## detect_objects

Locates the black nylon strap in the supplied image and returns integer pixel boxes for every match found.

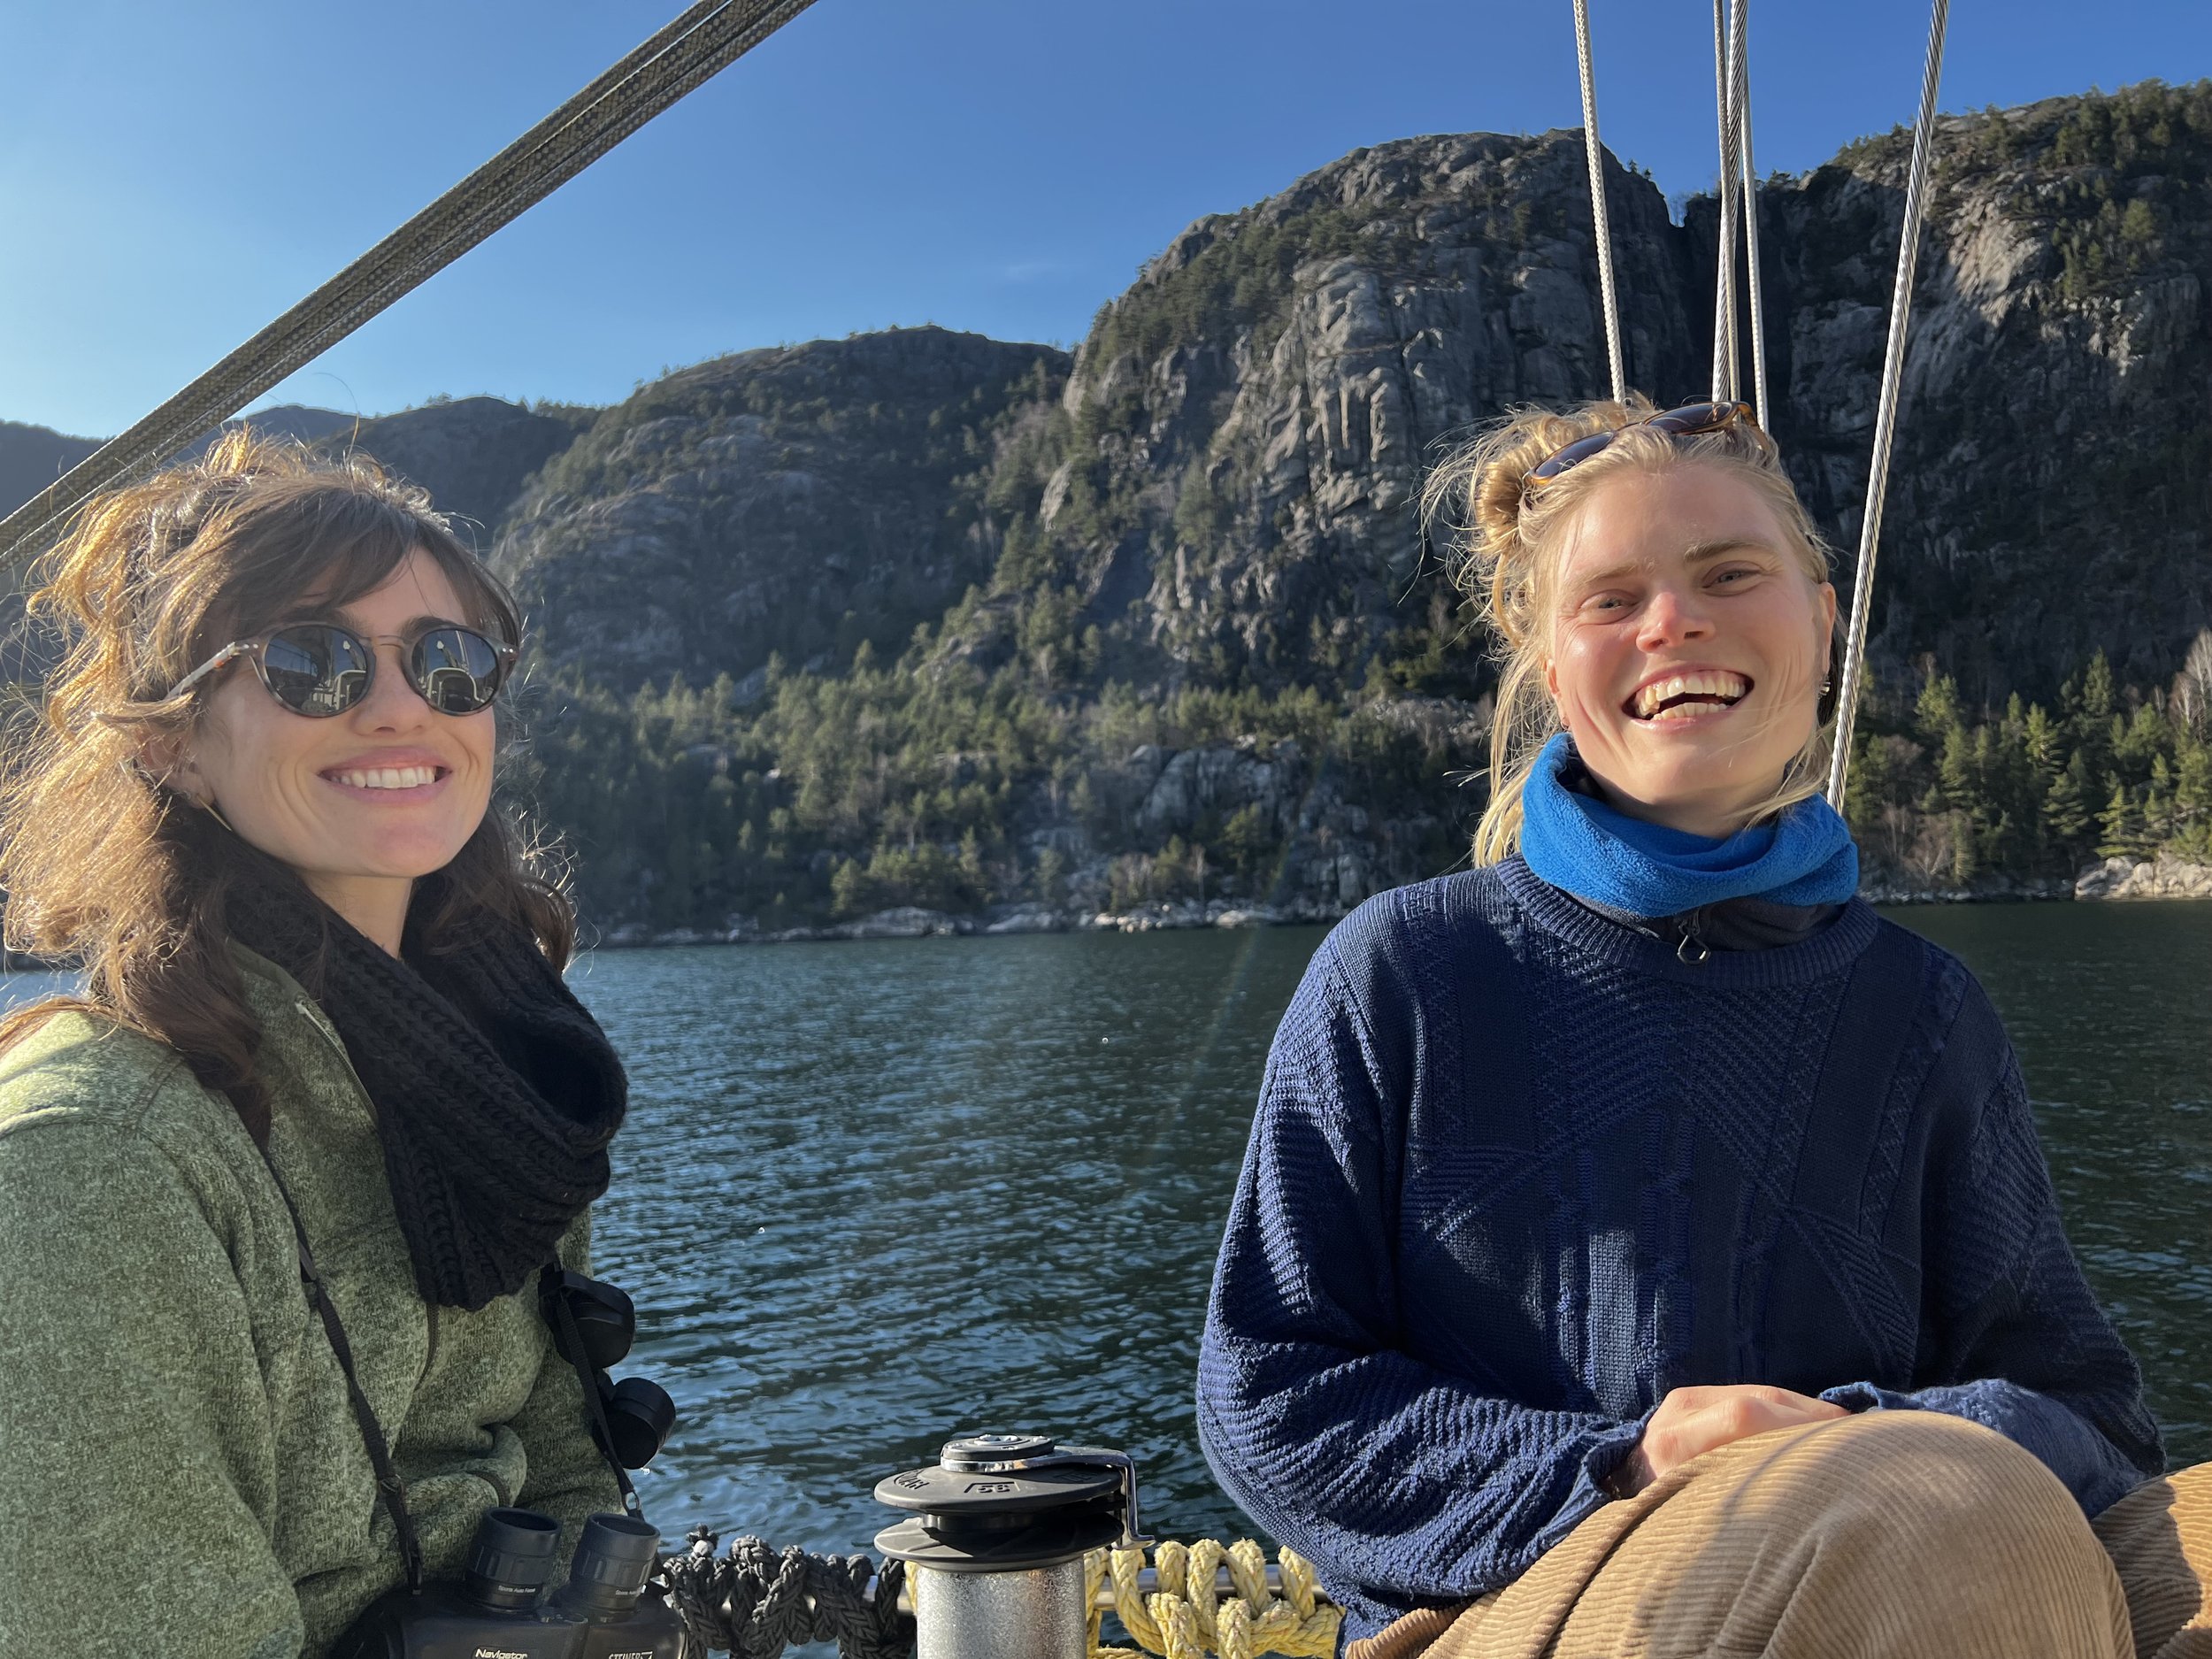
[271,1174,426,1592]
[548,1266,643,1521]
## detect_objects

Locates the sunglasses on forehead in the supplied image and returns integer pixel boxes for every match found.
[1522,401,1758,500]
[165,621,517,718]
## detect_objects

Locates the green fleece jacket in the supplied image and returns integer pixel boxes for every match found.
[0,947,623,1658]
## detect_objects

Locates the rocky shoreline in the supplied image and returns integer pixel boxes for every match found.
[591,859,2212,949]
[595,895,1351,949]
[2073,855,2212,901]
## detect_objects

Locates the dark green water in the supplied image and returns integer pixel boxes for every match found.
[1893,902,2212,1464]
[563,901,2212,1564]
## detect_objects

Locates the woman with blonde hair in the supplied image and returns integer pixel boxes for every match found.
[0,434,634,1655]
[1198,397,2212,1656]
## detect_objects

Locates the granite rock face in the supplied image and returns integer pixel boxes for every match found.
[340,397,593,550]
[968,93,2212,710]
[1750,94,2212,703]
[964,131,1700,698]
[492,327,1067,690]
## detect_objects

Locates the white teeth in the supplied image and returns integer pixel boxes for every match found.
[1631,671,1751,719]
[330,765,436,790]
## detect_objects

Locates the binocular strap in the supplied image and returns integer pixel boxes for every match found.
[263,1160,427,1594]
[544,1271,645,1523]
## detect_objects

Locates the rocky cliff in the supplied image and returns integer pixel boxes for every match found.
[494,328,1068,691]
[956,86,2212,713]
[1751,88,2212,702]
[948,130,1699,702]
[341,397,594,549]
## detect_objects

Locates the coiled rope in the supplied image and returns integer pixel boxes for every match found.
[0,0,819,579]
[662,1529,910,1659]
[1824,0,1953,809]
[1571,0,1625,403]
[1086,1540,1340,1659]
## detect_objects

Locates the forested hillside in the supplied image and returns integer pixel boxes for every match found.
[7,81,2212,933]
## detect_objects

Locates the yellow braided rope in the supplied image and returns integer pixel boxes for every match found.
[1084,1540,1340,1659]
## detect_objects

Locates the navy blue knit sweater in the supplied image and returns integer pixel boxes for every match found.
[1196,860,2163,1644]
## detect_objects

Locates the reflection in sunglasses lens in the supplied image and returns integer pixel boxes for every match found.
[413,627,504,713]
[265,626,371,716]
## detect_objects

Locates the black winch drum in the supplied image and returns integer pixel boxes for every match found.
[874,1433,1142,1659]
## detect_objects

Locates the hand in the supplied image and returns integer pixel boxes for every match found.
[1609,1385,1853,1497]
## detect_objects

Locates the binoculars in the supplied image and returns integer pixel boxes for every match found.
[334,1506,689,1658]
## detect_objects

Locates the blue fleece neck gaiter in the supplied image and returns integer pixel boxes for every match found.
[1517,732,1860,916]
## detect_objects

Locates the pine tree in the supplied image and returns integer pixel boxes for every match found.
[831,856,869,918]
[2024,703,2065,784]
[1916,670,1965,749]
[1949,808,1978,885]
[2072,654,2117,785]
[2096,781,2146,860]
[2141,753,2176,845]
[1843,734,1901,842]
[2177,739,2212,849]
[2116,701,2170,777]
[2082,650,2116,721]
[1978,723,2035,870]
[2046,752,2095,849]
[1939,725,1979,818]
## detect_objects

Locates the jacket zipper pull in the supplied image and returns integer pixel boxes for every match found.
[1676,911,1710,965]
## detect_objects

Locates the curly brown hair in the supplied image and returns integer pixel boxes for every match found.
[0,430,572,1140]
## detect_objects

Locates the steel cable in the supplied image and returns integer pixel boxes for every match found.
[1571,0,1626,404]
[0,0,819,578]
[1732,0,1770,426]
[1825,0,1952,809]
[1709,0,1742,402]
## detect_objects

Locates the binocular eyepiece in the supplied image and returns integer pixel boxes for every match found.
[465,1507,564,1610]
[334,1506,687,1658]
[556,1512,664,1616]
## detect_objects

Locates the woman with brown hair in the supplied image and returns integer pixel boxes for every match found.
[0,433,629,1655]
[1197,396,2212,1658]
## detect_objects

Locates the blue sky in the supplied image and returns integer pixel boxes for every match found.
[4,0,2209,437]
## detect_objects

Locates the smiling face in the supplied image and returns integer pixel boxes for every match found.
[172,548,498,949]
[1543,461,1837,838]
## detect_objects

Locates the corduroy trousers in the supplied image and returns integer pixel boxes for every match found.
[1348,1412,2212,1659]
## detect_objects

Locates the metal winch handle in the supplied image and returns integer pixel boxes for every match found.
[935,1436,1153,1550]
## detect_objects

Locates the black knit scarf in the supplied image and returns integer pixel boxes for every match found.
[226,865,627,1311]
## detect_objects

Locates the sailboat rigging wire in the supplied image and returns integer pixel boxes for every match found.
[1709,0,1743,403]
[0,0,819,579]
[1732,1,1770,427]
[1572,0,1626,404]
[1825,0,1952,809]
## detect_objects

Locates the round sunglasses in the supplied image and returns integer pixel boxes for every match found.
[166,622,517,718]
[1523,401,1758,499]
